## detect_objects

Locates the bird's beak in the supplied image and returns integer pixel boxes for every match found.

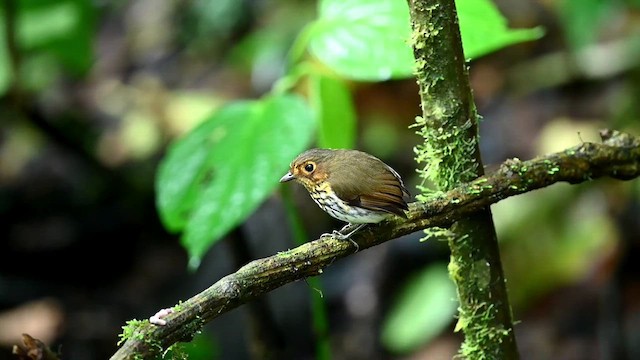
[280,171,295,183]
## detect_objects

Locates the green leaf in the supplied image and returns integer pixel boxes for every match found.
[305,0,543,81]
[457,0,544,59]
[306,0,414,81]
[310,73,356,149]
[381,263,457,353]
[156,94,315,267]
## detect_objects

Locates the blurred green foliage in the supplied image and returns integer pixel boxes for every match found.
[381,263,458,353]
[0,0,94,94]
[309,73,356,149]
[557,0,618,51]
[496,182,616,310]
[163,331,220,360]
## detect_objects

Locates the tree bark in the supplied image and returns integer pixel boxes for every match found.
[408,0,517,357]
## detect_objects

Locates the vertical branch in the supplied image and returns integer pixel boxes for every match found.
[408,1,519,358]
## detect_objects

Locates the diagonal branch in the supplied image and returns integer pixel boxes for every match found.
[111,129,640,360]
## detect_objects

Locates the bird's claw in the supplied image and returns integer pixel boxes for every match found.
[333,229,348,239]
[320,232,333,239]
[320,227,360,252]
[320,230,347,240]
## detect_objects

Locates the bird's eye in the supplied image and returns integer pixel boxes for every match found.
[304,163,315,173]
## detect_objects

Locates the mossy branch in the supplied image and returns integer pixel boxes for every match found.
[111,129,640,359]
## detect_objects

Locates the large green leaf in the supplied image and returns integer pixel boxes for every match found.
[156,94,315,267]
[310,73,356,149]
[306,0,543,81]
[457,0,544,59]
[381,263,457,353]
[306,0,414,81]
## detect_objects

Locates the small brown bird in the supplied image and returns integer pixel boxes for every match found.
[280,149,409,245]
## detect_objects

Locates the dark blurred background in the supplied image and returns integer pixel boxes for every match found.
[1,0,640,359]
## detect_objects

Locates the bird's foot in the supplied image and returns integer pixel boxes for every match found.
[320,224,366,252]
[320,230,349,241]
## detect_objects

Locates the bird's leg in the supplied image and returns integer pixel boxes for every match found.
[338,223,367,239]
[320,223,366,252]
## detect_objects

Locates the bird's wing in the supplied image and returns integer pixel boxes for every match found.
[331,163,409,218]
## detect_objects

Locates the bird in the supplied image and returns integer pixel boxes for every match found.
[280,148,409,248]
